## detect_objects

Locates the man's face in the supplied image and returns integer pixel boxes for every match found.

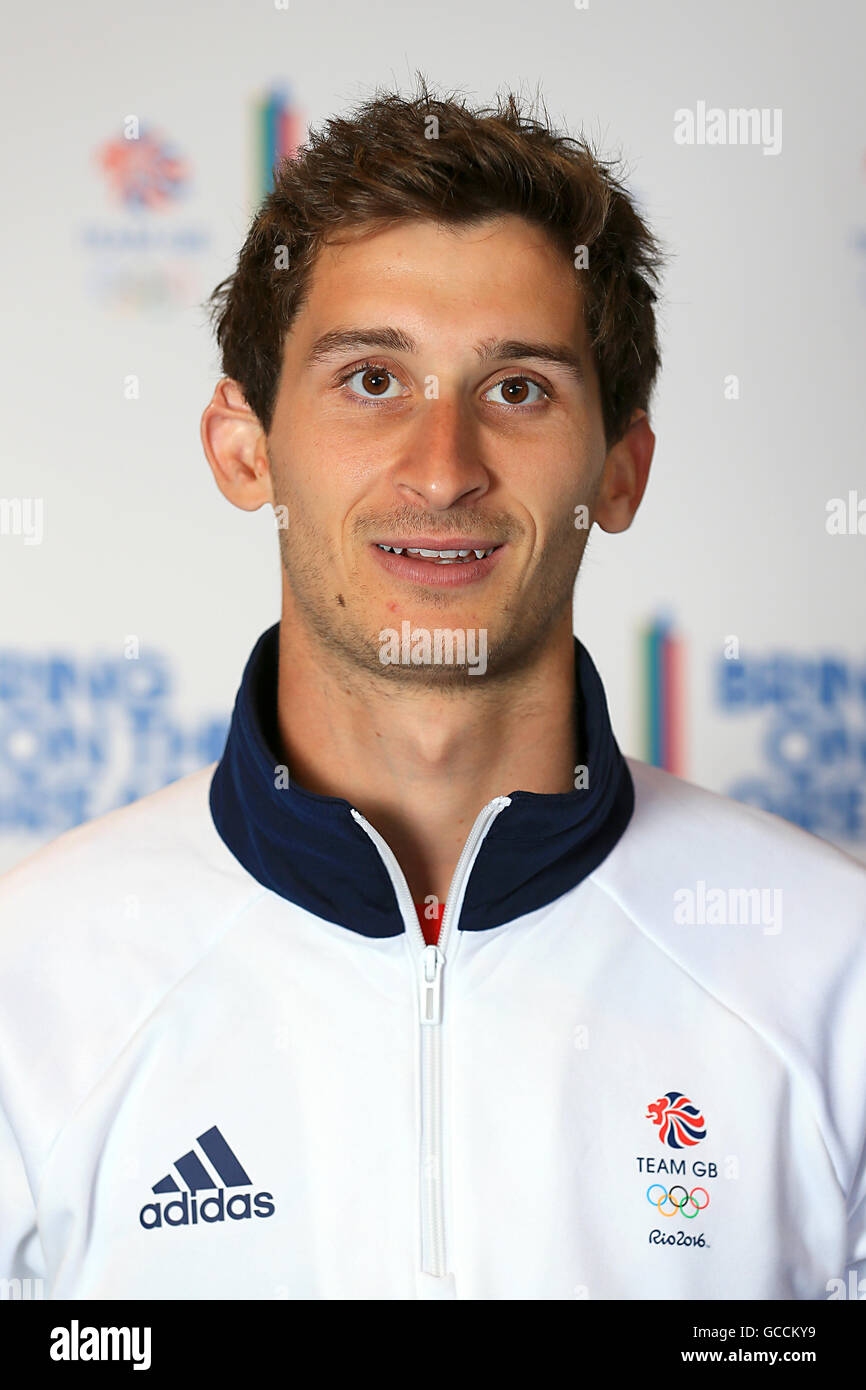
[266,212,609,684]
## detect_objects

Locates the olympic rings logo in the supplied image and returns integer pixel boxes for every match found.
[646,1184,710,1218]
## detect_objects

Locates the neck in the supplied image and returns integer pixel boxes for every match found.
[274,601,579,907]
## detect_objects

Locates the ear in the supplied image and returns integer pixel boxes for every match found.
[200,378,274,511]
[593,409,655,533]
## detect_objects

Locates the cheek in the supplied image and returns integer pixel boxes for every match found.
[494,410,597,478]
[268,423,353,513]
[270,447,370,564]
[528,460,603,567]
[525,451,599,530]
[302,414,384,493]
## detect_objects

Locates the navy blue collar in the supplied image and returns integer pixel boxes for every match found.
[209,623,634,938]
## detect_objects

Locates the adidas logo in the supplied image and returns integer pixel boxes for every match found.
[139,1125,275,1230]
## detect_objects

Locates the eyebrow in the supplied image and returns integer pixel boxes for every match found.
[305,327,586,385]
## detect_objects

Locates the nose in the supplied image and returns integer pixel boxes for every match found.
[390,396,491,512]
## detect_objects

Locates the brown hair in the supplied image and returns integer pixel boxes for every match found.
[204,75,664,447]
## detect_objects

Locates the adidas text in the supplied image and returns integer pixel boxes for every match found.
[140,1189,275,1228]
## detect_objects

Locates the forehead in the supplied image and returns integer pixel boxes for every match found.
[290,213,588,351]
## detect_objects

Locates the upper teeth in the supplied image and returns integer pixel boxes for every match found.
[377,545,495,559]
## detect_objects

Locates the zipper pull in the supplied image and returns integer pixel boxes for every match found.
[419,944,444,1026]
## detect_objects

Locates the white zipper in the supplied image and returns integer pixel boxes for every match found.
[350,795,512,1279]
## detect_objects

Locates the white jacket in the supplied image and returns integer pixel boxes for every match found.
[1,623,865,1300]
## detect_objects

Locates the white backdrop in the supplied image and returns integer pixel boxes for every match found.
[1,0,864,872]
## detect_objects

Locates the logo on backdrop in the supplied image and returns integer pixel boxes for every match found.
[717,650,866,844]
[79,119,210,311]
[97,127,190,210]
[0,643,228,836]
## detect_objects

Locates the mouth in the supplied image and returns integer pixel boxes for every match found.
[370,539,505,586]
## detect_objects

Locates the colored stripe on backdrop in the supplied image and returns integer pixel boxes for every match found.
[642,619,685,775]
[253,86,304,204]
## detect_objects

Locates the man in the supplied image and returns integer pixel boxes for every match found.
[1,79,864,1302]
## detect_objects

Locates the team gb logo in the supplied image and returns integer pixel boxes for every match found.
[645,1090,707,1148]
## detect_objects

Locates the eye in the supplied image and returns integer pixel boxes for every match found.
[482,375,548,407]
[341,363,406,401]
